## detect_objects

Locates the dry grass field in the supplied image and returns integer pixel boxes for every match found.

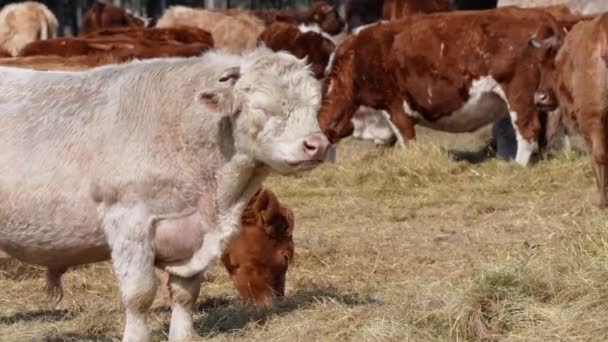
[2,127,608,341]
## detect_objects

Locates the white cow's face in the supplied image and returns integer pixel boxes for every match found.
[211,50,332,174]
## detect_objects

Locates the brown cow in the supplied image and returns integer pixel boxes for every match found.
[533,14,608,207]
[18,36,212,59]
[0,1,58,56]
[382,0,450,20]
[82,26,214,46]
[258,22,336,79]
[81,1,148,35]
[318,7,565,166]
[248,1,344,35]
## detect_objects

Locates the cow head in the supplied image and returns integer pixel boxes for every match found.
[317,38,358,144]
[222,189,294,306]
[294,31,336,79]
[310,1,345,35]
[200,48,332,174]
[529,25,564,112]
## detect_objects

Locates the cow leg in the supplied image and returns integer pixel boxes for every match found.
[103,204,157,342]
[383,105,416,148]
[167,273,204,341]
[508,110,539,166]
[164,232,223,279]
[589,121,607,208]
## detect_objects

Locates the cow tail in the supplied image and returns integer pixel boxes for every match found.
[45,267,67,307]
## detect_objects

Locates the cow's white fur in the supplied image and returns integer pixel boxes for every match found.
[351,107,396,145]
[298,23,336,44]
[397,75,535,164]
[0,47,326,341]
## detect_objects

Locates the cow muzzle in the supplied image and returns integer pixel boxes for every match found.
[302,133,332,162]
[534,90,558,111]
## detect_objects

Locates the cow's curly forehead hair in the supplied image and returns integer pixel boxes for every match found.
[240,48,321,105]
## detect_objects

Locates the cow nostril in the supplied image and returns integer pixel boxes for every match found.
[303,140,318,153]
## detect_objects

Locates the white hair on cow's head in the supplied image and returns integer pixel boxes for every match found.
[352,20,388,35]
[222,47,327,174]
[298,23,337,45]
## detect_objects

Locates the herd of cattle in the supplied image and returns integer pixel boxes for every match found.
[1,0,608,341]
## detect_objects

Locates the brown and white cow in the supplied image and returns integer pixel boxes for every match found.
[318,7,565,166]
[81,1,148,35]
[247,1,344,35]
[0,48,331,341]
[533,14,608,207]
[258,22,336,79]
[0,1,58,56]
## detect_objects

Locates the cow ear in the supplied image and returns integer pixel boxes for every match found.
[254,190,281,232]
[197,67,241,115]
[218,66,240,85]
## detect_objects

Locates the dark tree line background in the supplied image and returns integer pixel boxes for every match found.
[0,0,343,36]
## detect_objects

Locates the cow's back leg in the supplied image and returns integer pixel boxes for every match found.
[384,102,416,148]
[167,273,204,341]
[587,116,608,208]
[103,204,157,342]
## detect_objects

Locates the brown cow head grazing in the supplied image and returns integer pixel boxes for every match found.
[221,189,295,306]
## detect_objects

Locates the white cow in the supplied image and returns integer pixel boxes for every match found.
[0,48,331,341]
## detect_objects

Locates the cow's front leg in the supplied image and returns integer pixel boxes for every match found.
[167,272,204,341]
[103,204,157,342]
[384,102,416,148]
[163,231,223,278]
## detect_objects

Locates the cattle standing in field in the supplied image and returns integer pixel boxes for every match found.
[0,1,58,56]
[533,14,608,207]
[0,48,331,341]
[156,6,266,53]
[498,0,608,15]
[258,22,336,79]
[157,188,295,306]
[248,1,344,35]
[81,1,148,35]
[318,7,565,166]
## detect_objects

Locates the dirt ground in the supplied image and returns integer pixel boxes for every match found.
[1,127,607,342]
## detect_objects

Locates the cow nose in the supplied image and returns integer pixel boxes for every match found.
[303,134,330,160]
[534,92,548,105]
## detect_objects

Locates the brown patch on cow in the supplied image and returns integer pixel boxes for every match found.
[382,0,450,20]
[83,26,214,46]
[258,22,336,79]
[17,35,213,59]
[81,1,146,36]
[246,1,344,35]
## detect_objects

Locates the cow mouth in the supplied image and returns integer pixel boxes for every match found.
[287,160,323,168]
